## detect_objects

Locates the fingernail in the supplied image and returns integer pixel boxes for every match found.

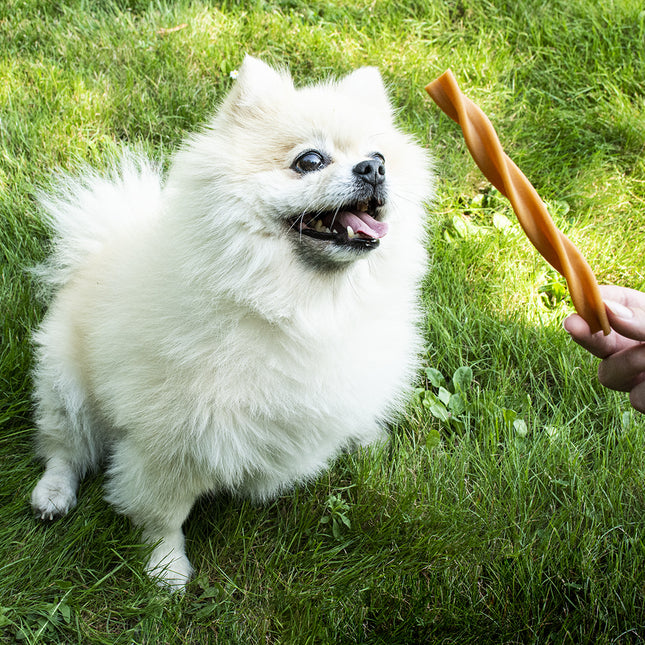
[605,299,634,320]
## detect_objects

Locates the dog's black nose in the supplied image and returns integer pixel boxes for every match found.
[353,158,385,186]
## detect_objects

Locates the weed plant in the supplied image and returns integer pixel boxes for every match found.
[1,1,644,643]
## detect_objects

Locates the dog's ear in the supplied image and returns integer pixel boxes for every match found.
[338,67,392,116]
[228,56,293,107]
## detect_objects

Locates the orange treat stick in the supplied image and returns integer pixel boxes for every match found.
[426,69,610,335]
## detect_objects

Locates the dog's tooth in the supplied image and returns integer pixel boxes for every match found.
[324,226,332,234]
[347,226,355,239]
[314,219,324,233]
[357,201,368,212]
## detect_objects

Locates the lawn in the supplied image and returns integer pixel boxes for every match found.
[1,0,645,643]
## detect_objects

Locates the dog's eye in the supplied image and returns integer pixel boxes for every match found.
[292,150,328,174]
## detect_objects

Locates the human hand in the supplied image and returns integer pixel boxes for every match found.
[563,285,645,413]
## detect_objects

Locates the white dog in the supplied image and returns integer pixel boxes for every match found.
[30,57,432,588]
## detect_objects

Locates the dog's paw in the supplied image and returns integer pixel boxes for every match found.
[31,471,77,520]
[146,538,193,591]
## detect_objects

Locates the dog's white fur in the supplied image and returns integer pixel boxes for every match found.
[31,57,432,588]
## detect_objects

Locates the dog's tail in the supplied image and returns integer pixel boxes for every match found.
[34,151,162,294]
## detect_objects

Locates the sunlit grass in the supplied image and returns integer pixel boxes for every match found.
[1,0,645,643]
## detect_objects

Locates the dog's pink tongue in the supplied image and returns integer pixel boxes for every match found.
[339,211,389,238]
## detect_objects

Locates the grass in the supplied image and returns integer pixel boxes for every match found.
[1,0,645,642]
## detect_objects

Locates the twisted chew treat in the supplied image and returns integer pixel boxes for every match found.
[426,69,610,335]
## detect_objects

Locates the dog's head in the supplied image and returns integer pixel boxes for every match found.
[169,56,431,271]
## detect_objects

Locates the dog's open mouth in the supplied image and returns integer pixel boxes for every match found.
[291,198,388,250]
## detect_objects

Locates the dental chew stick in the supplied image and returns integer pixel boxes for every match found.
[426,69,610,335]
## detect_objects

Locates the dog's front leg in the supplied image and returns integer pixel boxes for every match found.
[104,438,201,590]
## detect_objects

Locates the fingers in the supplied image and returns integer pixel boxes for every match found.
[562,314,601,356]
[599,284,645,312]
[563,283,645,358]
[565,286,645,415]
[597,342,645,392]
[563,313,640,359]
[629,381,645,414]
[600,285,645,342]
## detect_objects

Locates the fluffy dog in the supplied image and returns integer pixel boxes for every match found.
[30,56,432,588]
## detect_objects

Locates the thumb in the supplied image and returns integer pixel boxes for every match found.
[604,299,645,342]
